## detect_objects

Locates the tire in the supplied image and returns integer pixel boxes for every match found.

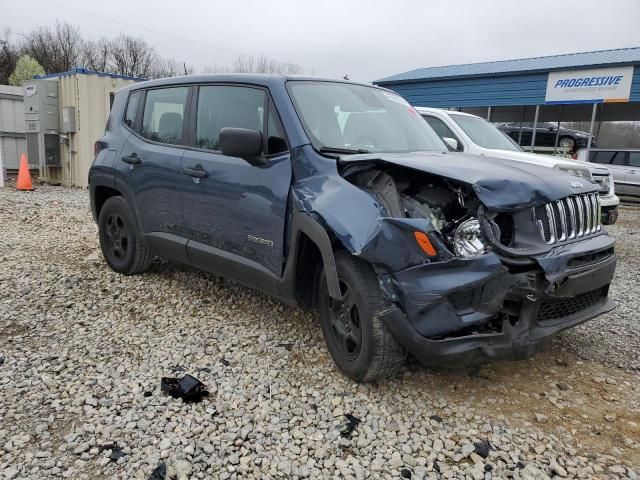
[318,251,406,382]
[558,136,576,152]
[98,196,153,275]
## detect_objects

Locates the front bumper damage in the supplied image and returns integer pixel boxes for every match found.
[378,234,616,366]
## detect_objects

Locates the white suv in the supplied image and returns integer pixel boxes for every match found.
[416,107,620,225]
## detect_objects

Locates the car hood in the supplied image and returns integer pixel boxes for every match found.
[559,127,590,137]
[483,149,576,168]
[339,151,598,212]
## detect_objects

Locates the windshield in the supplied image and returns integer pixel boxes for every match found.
[287,81,447,153]
[450,114,521,151]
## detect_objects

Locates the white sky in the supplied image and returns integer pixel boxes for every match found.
[3,0,640,82]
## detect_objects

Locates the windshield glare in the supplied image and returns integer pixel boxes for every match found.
[450,114,521,151]
[287,81,447,153]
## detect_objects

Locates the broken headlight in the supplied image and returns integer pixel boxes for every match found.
[453,218,487,257]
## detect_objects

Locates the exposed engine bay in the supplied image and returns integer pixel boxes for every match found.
[341,164,492,256]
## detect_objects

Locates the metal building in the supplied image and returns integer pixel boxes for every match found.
[0,85,26,170]
[24,68,142,188]
[374,47,640,152]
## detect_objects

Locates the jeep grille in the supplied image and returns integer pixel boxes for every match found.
[533,193,601,245]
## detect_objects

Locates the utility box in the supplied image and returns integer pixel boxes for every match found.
[23,79,60,167]
[61,106,76,133]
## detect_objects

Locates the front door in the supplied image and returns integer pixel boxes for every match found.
[181,85,292,277]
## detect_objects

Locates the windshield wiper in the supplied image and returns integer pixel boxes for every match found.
[318,146,370,155]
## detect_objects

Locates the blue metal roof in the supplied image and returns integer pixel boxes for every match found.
[375,47,640,84]
[34,67,145,82]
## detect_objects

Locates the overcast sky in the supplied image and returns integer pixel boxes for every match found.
[3,0,640,82]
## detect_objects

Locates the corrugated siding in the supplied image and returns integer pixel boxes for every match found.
[0,137,26,169]
[376,47,640,83]
[386,73,549,108]
[382,67,640,108]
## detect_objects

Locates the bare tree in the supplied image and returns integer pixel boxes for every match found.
[82,38,110,72]
[0,29,18,85]
[205,54,304,75]
[20,22,83,73]
[108,34,156,78]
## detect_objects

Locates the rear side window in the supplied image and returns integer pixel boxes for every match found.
[124,91,142,130]
[630,152,640,167]
[196,85,266,151]
[141,87,189,145]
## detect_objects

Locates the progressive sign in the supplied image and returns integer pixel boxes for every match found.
[545,66,634,104]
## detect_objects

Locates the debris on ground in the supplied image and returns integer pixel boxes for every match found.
[98,442,125,462]
[148,462,166,480]
[160,374,209,402]
[474,439,491,458]
[339,413,361,438]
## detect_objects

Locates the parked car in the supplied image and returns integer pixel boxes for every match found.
[417,108,619,225]
[90,76,616,382]
[497,121,595,152]
[575,148,640,199]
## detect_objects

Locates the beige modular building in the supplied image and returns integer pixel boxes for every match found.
[23,68,142,188]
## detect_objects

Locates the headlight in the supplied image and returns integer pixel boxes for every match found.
[554,164,592,180]
[453,218,487,257]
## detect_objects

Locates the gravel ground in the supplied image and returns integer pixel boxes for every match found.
[0,185,639,480]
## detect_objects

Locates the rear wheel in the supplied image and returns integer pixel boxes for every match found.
[98,196,153,275]
[318,251,406,382]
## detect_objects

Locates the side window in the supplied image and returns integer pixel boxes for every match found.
[422,116,462,150]
[591,151,615,164]
[124,91,142,130]
[629,152,640,167]
[611,153,626,165]
[196,86,266,151]
[141,87,189,145]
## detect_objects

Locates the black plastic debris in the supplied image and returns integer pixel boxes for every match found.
[429,414,443,423]
[339,413,361,438]
[484,464,494,472]
[400,468,412,478]
[148,462,167,480]
[98,443,125,462]
[474,439,491,458]
[220,358,230,366]
[143,391,152,398]
[0,356,4,365]
[277,342,294,351]
[160,374,209,402]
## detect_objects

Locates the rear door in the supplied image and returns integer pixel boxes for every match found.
[181,84,292,277]
[116,86,190,261]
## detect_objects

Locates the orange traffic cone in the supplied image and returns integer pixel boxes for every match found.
[16,153,34,191]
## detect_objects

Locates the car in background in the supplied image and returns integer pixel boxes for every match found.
[575,148,640,200]
[497,121,595,152]
[416,107,619,224]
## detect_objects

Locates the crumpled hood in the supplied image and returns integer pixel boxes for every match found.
[339,151,598,212]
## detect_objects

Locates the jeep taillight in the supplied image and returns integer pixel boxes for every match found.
[94,141,106,159]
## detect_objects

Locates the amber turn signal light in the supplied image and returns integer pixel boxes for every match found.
[414,231,437,256]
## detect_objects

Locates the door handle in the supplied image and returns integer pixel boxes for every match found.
[122,153,141,165]
[183,166,209,178]
[629,170,638,174]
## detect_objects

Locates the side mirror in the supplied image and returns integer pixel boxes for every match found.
[443,137,460,152]
[219,127,266,165]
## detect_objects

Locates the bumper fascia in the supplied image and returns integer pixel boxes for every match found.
[380,234,617,366]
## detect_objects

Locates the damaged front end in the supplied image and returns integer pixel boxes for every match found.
[334,155,616,365]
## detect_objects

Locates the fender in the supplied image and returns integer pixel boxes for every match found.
[88,168,116,223]
[280,211,341,301]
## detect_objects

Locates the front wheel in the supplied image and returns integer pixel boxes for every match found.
[318,251,406,382]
